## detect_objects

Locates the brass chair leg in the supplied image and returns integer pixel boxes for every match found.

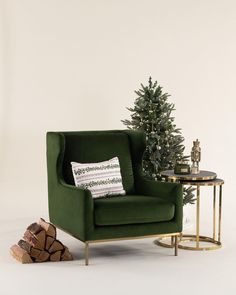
[85,242,89,266]
[174,235,178,256]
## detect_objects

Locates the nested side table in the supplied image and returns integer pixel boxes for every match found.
[155,170,224,251]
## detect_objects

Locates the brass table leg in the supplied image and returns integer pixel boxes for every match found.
[177,183,222,250]
[213,186,216,240]
[154,178,223,251]
[218,185,222,242]
[196,185,200,248]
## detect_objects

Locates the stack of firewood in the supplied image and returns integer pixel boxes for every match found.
[10,218,73,263]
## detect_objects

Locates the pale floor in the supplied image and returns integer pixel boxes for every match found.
[0,217,236,295]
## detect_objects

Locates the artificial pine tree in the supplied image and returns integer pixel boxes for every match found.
[122,77,195,205]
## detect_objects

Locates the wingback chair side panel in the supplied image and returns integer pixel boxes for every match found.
[123,130,146,183]
[47,132,94,241]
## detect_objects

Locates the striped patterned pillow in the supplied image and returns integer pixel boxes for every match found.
[71,157,126,198]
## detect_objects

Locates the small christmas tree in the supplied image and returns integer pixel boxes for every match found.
[122,77,195,205]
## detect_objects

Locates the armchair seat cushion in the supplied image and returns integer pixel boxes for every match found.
[94,195,175,226]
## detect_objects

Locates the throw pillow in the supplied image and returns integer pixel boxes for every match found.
[71,157,126,198]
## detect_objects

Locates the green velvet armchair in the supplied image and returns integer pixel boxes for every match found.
[46,130,183,265]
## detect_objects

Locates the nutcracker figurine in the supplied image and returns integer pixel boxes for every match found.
[191,139,201,174]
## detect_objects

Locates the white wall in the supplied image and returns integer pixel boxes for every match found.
[1,0,236,229]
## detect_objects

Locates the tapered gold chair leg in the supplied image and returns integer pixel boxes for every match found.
[85,242,89,266]
[174,235,178,256]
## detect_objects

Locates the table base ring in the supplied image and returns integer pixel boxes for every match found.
[154,234,222,251]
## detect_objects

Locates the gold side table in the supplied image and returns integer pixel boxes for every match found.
[154,170,224,251]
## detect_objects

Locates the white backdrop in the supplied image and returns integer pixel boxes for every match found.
[1,0,236,234]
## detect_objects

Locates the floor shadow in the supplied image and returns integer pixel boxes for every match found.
[71,241,171,262]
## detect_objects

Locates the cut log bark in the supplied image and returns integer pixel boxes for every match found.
[50,251,61,262]
[23,229,46,250]
[27,223,44,235]
[48,240,64,253]
[39,218,56,238]
[10,245,33,264]
[61,247,73,261]
[18,239,31,254]
[45,236,55,251]
[23,230,43,250]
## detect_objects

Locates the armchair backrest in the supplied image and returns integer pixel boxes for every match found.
[47,130,146,195]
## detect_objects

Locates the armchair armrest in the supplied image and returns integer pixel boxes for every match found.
[125,130,183,208]
[136,177,183,204]
[48,179,94,242]
[136,177,183,227]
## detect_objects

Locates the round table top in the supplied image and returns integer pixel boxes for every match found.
[161,170,217,181]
